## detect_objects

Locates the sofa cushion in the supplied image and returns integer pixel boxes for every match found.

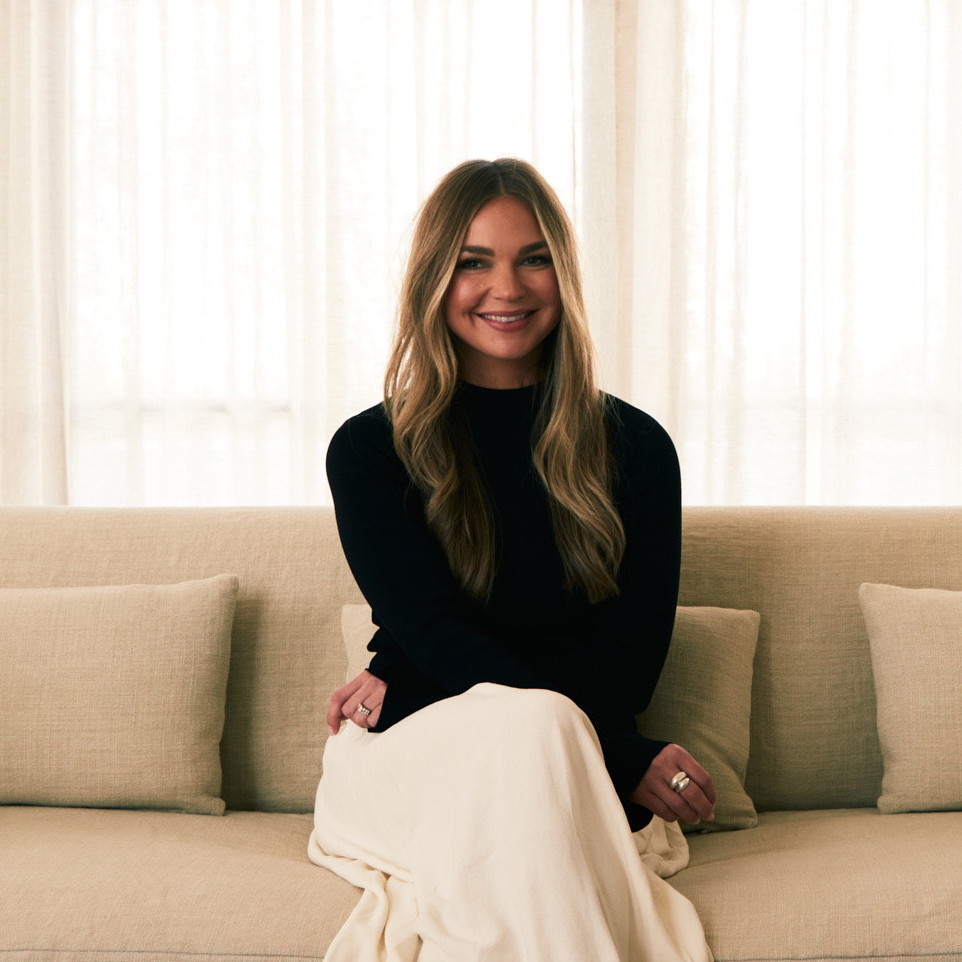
[0,576,238,815]
[342,603,760,831]
[637,606,760,831]
[674,808,962,962]
[0,807,356,961]
[859,582,962,814]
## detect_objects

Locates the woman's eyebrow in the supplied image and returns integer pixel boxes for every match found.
[459,241,549,256]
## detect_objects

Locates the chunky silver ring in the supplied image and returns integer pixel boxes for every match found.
[670,771,691,793]
[356,703,372,717]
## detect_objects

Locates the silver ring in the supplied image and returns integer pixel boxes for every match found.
[670,771,690,793]
[356,703,372,717]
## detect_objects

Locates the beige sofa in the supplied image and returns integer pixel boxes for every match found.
[1,506,960,962]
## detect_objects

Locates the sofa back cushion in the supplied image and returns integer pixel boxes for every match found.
[4,506,960,814]
[679,507,962,812]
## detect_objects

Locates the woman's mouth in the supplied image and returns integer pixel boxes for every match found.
[475,311,535,325]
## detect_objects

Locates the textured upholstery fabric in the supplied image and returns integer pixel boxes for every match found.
[0,576,237,815]
[860,582,962,813]
[638,606,760,831]
[679,507,962,812]
[673,808,962,962]
[0,508,366,813]
[342,603,760,831]
[0,806,356,961]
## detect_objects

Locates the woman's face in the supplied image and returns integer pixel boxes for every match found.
[444,195,561,389]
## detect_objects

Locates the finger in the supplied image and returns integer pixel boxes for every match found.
[679,756,716,807]
[647,767,713,824]
[631,785,677,823]
[354,699,382,728]
[657,747,716,817]
[327,678,363,734]
[651,776,704,824]
[349,686,384,729]
[350,674,388,728]
[673,779,714,824]
[350,700,375,727]
[327,691,351,735]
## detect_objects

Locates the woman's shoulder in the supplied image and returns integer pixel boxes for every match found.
[326,402,396,474]
[601,393,679,488]
[602,393,675,450]
[333,401,391,436]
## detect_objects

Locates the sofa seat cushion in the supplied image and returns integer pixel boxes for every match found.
[0,807,359,961]
[673,808,962,962]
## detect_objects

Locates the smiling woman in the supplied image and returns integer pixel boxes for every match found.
[310,158,714,960]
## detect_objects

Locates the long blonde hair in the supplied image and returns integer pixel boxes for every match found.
[384,159,625,604]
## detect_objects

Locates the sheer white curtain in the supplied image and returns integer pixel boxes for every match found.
[3,0,961,507]
[602,0,962,504]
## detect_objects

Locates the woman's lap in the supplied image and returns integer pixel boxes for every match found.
[308,683,712,962]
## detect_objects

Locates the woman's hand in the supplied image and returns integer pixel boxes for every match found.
[629,743,716,825]
[327,670,388,735]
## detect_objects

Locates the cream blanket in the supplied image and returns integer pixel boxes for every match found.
[309,684,712,962]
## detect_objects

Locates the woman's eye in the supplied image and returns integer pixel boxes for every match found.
[456,258,486,271]
[522,254,552,267]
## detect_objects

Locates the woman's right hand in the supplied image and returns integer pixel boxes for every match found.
[629,743,716,825]
[327,669,388,735]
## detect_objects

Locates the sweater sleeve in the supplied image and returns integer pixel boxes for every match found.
[326,408,550,700]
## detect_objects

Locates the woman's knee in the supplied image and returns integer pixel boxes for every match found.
[470,683,591,733]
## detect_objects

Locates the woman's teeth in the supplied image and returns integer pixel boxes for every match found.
[478,312,531,323]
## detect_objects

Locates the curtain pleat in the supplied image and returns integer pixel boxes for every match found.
[0,0,71,505]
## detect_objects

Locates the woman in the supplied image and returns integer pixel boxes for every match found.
[309,159,714,961]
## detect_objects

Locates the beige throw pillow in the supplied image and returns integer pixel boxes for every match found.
[859,582,962,814]
[0,575,238,815]
[341,603,760,830]
[638,606,761,831]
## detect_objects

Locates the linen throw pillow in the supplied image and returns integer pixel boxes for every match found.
[341,603,761,830]
[0,575,239,815]
[637,606,761,831]
[859,582,962,814]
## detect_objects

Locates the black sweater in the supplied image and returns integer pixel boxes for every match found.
[326,382,681,830]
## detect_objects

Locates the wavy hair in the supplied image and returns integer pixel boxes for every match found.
[384,159,625,603]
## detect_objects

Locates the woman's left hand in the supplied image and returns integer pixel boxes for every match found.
[327,669,387,735]
[629,743,716,825]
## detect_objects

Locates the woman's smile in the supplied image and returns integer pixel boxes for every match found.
[474,309,538,327]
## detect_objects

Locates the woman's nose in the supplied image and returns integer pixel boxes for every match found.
[491,264,525,300]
